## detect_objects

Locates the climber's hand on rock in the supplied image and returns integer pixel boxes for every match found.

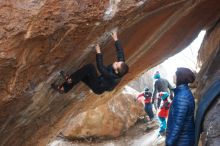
[95,44,101,53]
[111,31,118,41]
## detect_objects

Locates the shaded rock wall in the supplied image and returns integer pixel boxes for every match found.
[0,0,220,146]
[202,95,220,146]
[196,20,220,99]
[195,20,220,146]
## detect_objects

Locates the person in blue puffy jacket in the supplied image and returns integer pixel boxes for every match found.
[166,67,196,146]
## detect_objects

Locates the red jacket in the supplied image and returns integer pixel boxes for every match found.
[137,93,151,104]
[137,93,144,100]
[158,100,170,118]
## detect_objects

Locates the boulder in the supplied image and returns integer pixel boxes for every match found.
[0,0,220,145]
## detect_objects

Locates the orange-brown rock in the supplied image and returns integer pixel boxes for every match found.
[62,91,143,139]
[0,0,220,146]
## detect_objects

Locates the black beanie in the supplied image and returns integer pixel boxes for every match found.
[176,67,195,86]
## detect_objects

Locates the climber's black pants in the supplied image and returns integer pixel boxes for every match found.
[62,64,105,94]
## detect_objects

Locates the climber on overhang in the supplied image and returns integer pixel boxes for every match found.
[51,31,129,94]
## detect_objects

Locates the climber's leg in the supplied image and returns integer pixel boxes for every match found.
[58,64,105,94]
[80,64,105,94]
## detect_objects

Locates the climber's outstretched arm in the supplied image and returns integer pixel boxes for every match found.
[95,44,111,77]
[111,31,125,62]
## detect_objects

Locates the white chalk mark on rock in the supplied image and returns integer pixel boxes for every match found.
[136,0,148,7]
[103,0,121,21]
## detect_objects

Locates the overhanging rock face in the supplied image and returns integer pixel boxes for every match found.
[0,0,220,146]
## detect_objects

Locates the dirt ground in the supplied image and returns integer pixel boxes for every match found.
[49,118,165,146]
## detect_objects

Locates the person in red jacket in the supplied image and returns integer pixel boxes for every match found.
[158,92,171,137]
[137,88,154,121]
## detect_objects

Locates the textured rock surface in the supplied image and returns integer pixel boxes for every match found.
[62,92,143,139]
[195,20,220,146]
[202,96,220,146]
[0,0,220,146]
[47,120,160,146]
[196,20,220,99]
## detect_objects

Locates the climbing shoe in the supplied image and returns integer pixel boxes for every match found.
[59,71,65,79]
[51,83,64,94]
[51,83,57,89]
[59,71,72,83]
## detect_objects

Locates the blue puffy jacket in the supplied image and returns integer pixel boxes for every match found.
[166,84,195,146]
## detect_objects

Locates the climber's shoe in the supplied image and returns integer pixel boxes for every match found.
[59,71,72,83]
[51,83,64,94]
[59,71,65,79]
[51,83,56,89]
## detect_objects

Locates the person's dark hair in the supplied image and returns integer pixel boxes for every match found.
[144,90,152,98]
[176,67,195,86]
[118,62,129,77]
